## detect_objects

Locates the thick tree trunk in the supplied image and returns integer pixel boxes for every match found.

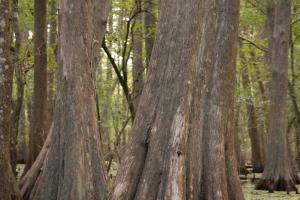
[109,0,243,199]
[24,0,48,173]
[256,0,298,192]
[132,12,144,111]
[28,0,110,199]
[0,0,21,199]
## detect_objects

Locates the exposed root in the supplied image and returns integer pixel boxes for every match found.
[19,125,53,200]
[255,178,298,194]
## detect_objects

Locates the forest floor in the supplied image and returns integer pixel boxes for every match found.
[241,174,300,200]
[16,165,300,199]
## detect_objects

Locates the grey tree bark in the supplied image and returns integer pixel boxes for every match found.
[0,0,21,199]
[256,0,298,192]
[109,0,243,199]
[28,0,111,199]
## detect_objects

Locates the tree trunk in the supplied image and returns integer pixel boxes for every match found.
[17,105,27,164]
[28,0,110,199]
[132,11,144,111]
[288,3,300,171]
[109,0,243,199]
[0,0,21,199]
[143,0,156,67]
[45,0,57,137]
[234,104,247,175]
[240,48,265,172]
[24,0,48,173]
[256,0,298,192]
[11,0,25,174]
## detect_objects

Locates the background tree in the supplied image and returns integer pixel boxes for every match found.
[256,0,298,192]
[24,0,48,173]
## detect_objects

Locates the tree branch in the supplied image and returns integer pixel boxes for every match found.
[238,36,268,53]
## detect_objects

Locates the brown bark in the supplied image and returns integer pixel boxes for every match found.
[28,0,110,199]
[143,0,156,67]
[256,0,298,192]
[132,11,144,111]
[19,125,53,200]
[24,0,48,173]
[234,105,247,174]
[109,0,243,199]
[0,0,21,199]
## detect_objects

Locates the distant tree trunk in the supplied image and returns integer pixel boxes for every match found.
[93,0,110,155]
[256,0,298,192]
[0,0,21,199]
[28,0,110,199]
[240,47,265,172]
[234,104,247,174]
[132,10,144,111]
[11,0,25,174]
[288,3,300,171]
[143,0,156,67]
[17,105,27,164]
[265,2,275,69]
[45,0,57,136]
[241,69,265,172]
[24,0,48,173]
[92,0,110,71]
[109,0,243,199]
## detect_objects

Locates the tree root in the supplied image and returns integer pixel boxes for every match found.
[19,125,53,200]
[255,178,298,194]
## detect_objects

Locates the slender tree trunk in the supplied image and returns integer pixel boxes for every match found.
[0,0,21,199]
[132,11,144,111]
[240,47,265,172]
[256,0,298,192]
[24,0,48,173]
[109,0,243,199]
[28,0,110,199]
[45,0,57,136]
[17,104,27,164]
[288,3,300,171]
[234,104,247,174]
[11,0,24,174]
[143,0,156,67]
